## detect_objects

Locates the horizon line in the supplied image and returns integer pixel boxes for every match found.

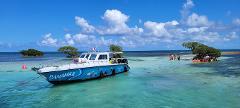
[0,49,240,53]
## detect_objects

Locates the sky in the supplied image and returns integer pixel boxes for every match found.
[0,0,240,52]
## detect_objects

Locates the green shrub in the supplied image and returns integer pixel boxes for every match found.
[58,46,79,58]
[109,44,122,52]
[20,49,44,57]
[182,42,221,59]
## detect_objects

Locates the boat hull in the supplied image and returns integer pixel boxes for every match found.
[38,64,129,84]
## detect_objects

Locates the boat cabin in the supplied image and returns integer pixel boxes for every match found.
[77,52,128,64]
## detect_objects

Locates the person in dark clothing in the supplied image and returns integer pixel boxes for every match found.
[177,55,181,61]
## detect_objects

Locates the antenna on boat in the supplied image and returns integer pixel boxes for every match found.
[91,47,96,52]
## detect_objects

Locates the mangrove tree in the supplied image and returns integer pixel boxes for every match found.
[20,49,44,57]
[58,46,79,58]
[182,42,221,60]
[109,44,123,52]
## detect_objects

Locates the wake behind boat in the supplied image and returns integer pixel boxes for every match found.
[33,52,130,84]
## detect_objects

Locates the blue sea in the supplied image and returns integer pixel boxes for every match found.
[0,50,240,108]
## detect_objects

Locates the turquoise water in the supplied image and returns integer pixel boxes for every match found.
[0,52,240,108]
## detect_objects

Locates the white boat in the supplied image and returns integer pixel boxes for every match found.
[33,52,130,84]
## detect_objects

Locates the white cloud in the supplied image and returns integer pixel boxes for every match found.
[187,13,212,27]
[72,33,99,46]
[40,33,58,46]
[65,34,75,45]
[60,33,100,48]
[75,16,95,33]
[73,33,91,43]
[181,0,213,28]
[187,27,208,33]
[38,0,240,49]
[166,20,179,26]
[192,32,220,42]
[102,9,129,25]
[98,37,115,46]
[223,32,238,41]
[144,21,170,37]
[233,18,240,25]
[144,20,179,38]
[183,0,194,9]
[98,9,143,35]
[142,20,221,43]
[99,9,129,35]
[181,0,194,24]
[117,36,137,48]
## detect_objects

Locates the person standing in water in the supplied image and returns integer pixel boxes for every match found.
[177,55,181,61]
[169,54,174,60]
[169,54,172,60]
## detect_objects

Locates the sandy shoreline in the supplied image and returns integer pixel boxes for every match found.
[221,51,240,55]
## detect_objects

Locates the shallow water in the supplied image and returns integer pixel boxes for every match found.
[0,52,240,108]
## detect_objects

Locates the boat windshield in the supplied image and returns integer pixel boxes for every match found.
[80,54,86,58]
[89,54,97,60]
[85,54,90,59]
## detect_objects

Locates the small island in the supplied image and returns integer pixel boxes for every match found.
[182,42,221,62]
[20,49,44,57]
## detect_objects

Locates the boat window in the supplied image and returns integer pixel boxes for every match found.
[109,53,113,58]
[98,55,108,60]
[89,54,97,60]
[85,54,90,59]
[80,54,85,58]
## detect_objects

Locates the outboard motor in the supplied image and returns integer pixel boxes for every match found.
[117,59,122,63]
[116,58,128,64]
[122,59,128,64]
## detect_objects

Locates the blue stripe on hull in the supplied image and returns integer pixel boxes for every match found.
[39,64,129,84]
